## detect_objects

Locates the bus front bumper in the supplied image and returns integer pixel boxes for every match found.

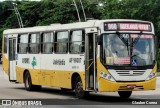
[98,77,156,92]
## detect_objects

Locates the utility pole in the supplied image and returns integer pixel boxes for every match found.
[72,0,81,22]
[12,2,24,28]
[79,0,86,21]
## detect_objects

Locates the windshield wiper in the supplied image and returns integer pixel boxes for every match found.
[131,34,141,47]
[116,32,130,56]
[130,32,142,57]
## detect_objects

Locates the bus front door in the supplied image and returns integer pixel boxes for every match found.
[8,38,17,82]
[85,33,97,90]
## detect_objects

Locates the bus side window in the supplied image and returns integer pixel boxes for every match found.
[18,34,28,54]
[4,35,8,54]
[70,30,85,54]
[29,33,40,54]
[54,31,69,54]
[42,32,54,54]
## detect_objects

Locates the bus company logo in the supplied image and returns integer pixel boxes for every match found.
[129,71,134,75]
[31,57,37,69]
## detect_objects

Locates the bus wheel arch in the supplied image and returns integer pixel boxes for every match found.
[71,72,89,99]
[23,70,41,91]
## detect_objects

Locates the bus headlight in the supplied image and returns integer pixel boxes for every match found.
[146,72,157,81]
[100,72,115,82]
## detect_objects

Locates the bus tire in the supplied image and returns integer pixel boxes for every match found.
[34,85,42,91]
[24,72,41,91]
[74,76,89,99]
[118,91,132,98]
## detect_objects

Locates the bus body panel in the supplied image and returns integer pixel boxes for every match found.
[16,66,85,89]
[2,34,9,75]
[2,54,9,75]
[16,53,86,89]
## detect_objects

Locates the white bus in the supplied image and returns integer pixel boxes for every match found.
[2,19,157,98]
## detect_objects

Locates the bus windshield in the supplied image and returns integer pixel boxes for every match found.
[103,33,155,66]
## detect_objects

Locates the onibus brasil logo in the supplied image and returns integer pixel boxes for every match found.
[31,57,37,69]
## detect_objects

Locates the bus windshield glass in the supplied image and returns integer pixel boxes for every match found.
[103,33,155,66]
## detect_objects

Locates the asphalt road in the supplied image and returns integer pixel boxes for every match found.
[0,65,160,107]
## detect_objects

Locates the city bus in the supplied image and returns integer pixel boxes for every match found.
[2,19,157,99]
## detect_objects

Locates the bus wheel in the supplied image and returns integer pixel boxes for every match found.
[118,91,132,98]
[74,76,89,99]
[24,72,41,91]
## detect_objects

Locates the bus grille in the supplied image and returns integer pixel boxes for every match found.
[116,70,145,76]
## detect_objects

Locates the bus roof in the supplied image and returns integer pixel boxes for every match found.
[3,19,153,34]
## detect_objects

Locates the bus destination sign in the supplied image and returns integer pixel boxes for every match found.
[104,22,152,31]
